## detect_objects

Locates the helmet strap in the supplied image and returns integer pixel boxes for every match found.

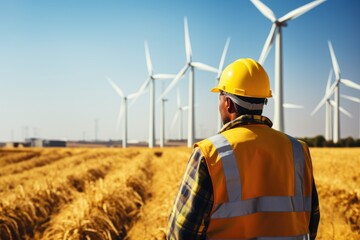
[224,92,264,111]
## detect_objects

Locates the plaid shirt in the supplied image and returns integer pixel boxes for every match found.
[166,114,320,240]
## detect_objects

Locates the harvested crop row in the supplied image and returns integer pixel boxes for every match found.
[0,149,140,239]
[0,149,42,167]
[0,149,75,177]
[41,150,153,240]
[0,149,135,195]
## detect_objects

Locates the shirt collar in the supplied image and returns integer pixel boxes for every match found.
[219,114,273,133]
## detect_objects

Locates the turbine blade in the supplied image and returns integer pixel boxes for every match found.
[283,103,304,109]
[328,41,341,80]
[144,41,153,76]
[340,79,360,90]
[312,81,338,115]
[158,64,189,100]
[339,107,352,118]
[107,77,125,98]
[128,78,151,108]
[217,37,231,79]
[325,81,338,100]
[177,88,181,108]
[153,74,177,79]
[325,69,333,95]
[170,111,179,131]
[278,0,326,23]
[139,77,152,93]
[192,62,218,73]
[128,90,144,100]
[258,23,276,65]
[250,0,276,22]
[341,94,360,104]
[330,100,352,118]
[311,96,327,116]
[182,106,189,111]
[184,17,192,63]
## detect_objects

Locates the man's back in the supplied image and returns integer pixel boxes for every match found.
[196,123,313,238]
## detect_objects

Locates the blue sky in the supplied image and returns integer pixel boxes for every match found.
[0,0,359,142]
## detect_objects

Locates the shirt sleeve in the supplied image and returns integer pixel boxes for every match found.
[309,179,320,240]
[166,147,214,240]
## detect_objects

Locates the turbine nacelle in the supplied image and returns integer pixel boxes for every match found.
[274,21,287,27]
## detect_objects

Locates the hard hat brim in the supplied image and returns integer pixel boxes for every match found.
[211,87,220,93]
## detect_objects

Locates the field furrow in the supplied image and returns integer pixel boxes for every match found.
[0,149,42,167]
[0,148,142,239]
[310,148,360,240]
[0,149,137,195]
[40,150,154,240]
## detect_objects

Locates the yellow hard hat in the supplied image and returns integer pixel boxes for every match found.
[211,58,272,98]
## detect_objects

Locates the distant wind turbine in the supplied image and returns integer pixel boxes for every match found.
[311,69,334,141]
[341,95,360,139]
[250,0,326,132]
[108,78,143,148]
[326,41,360,143]
[311,65,356,142]
[159,17,218,147]
[170,89,189,140]
[134,41,176,148]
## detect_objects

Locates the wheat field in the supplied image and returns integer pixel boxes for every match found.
[0,147,359,240]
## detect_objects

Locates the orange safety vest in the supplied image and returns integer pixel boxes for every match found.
[195,124,313,240]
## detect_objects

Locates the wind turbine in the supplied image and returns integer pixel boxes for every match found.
[108,78,142,148]
[327,40,360,143]
[311,65,357,142]
[311,69,334,141]
[159,17,218,147]
[216,37,231,131]
[134,41,176,148]
[341,95,360,139]
[250,0,326,132]
[170,89,189,140]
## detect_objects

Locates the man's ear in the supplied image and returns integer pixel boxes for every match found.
[226,97,236,113]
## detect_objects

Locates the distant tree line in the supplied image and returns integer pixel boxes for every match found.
[298,135,360,147]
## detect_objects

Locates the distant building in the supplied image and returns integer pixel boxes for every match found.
[4,142,26,148]
[43,140,67,147]
[22,138,67,147]
[26,138,43,147]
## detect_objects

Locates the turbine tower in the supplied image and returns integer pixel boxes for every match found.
[159,17,218,147]
[250,0,326,132]
[159,97,168,148]
[108,78,142,148]
[327,41,360,143]
[134,41,175,148]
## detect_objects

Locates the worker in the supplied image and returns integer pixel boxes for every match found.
[166,58,320,239]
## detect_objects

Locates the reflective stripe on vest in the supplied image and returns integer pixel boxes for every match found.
[207,134,311,220]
